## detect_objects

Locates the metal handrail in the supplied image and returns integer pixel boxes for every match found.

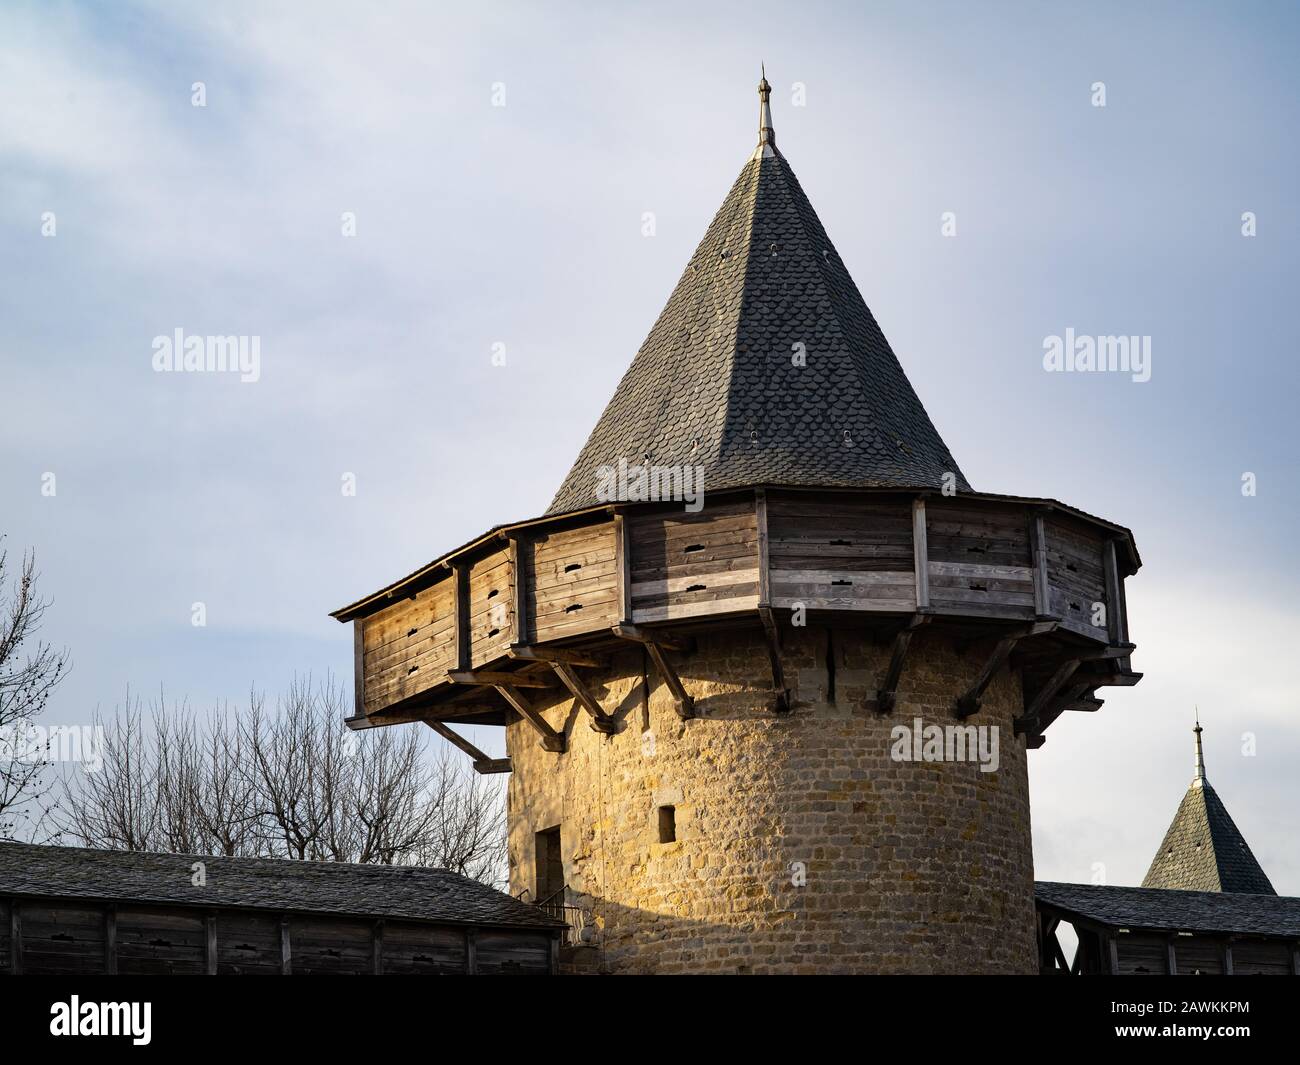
[532,885,590,947]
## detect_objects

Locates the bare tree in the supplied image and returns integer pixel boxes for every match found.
[0,544,68,839]
[58,698,161,851]
[56,675,506,881]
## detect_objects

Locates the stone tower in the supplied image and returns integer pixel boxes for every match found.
[332,76,1143,974]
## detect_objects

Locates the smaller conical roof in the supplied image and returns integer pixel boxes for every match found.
[1141,721,1275,895]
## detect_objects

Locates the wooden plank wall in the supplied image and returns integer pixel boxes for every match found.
[468,547,515,664]
[767,498,914,611]
[115,909,207,975]
[1233,940,1293,975]
[629,501,760,623]
[1043,516,1109,638]
[475,930,553,974]
[361,578,457,713]
[216,911,283,975]
[383,922,468,974]
[1115,935,1170,974]
[527,523,618,643]
[926,501,1035,620]
[0,896,553,975]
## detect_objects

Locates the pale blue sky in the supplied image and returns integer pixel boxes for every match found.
[2,0,1297,891]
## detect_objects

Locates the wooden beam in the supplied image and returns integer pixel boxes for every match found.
[1022,659,1083,723]
[280,916,292,975]
[756,488,772,607]
[353,620,366,717]
[1106,935,1119,975]
[954,621,1057,718]
[372,920,384,976]
[1102,539,1123,645]
[1166,938,1177,976]
[912,498,929,610]
[1222,940,1234,976]
[448,670,554,689]
[423,719,513,773]
[466,928,478,975]
[495,684,566,752]
[453,562,471,672]
[509,645,606,669]
[613,623,693,653]
[877,614,929,715]
[1020,678,1094,736]
[758,606,790,714]
[104,904,116,975]
[508,534,530,646]
[206,913,218,975]
[645,639,695,720]
[549,660,617,734]
[613,510,632,625]
[9,900,20,975]
[1030,512,1052,619]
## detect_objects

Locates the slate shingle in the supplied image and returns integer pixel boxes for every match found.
[547,140,969,515]
[1141,779,1276,895]
[0,842,563,929]
[1036,881,1299,937]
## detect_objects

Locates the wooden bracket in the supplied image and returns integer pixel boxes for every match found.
[955,621,1057,719]
[757,606,790,714]
[548,660,617,734]
[644,640,695,720]
[493,684,566,753]
[876,614,929,715]
[424,719,514,773]
[509,645,607,669]
[448,669,554,689]
[612,623,694,653]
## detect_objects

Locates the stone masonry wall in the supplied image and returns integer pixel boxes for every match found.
[505,625,1038,974]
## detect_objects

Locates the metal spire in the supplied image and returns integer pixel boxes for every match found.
[1193,709,1207,786]
[757,64,775,149]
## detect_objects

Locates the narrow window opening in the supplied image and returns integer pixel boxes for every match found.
[657,805,676,844]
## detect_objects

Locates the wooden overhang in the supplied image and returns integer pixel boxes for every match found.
[331,485,1141,753]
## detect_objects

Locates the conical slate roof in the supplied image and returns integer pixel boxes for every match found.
[547,76,968,514]
[1141,722,1275,895]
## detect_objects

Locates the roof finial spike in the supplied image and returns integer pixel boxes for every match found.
[757,65,775,150]
[1193,710,1207,786]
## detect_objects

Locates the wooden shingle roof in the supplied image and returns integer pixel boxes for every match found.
[548,78,968,514]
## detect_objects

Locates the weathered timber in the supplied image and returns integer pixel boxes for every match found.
[453,562,471,672]
[548,661,617,734]
[494,684,566,752]
[644,640,695,719]
[614,510,632,624]
[611,623,694,652]
[423,719,513,774]
[955,621,1057,718]
[509,645,607,669]
[912,498,929,609]
[448,670,554,689]
[758,606,790,713]
[876,614,930,714]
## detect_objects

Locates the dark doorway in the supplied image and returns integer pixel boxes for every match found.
[535,826,563,903]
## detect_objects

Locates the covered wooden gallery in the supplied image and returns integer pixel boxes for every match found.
[0,842,563,975]
[1036,882,1300,975]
